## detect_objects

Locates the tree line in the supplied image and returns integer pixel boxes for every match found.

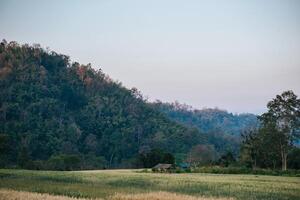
[240,91,300,170]
[0,40,202,170]
[0,40,299,171]
[152,101,258,157]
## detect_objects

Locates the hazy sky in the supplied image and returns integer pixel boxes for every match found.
[1,0,299,114]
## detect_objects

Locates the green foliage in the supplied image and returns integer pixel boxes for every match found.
[240,90,300,170]
[47,154,81,170]
[0,134,9,154]
[152,101,258,156]
[139,149,175,168]
[17,146,32,169]
[0,41,206,169]
[187,144,217,166]
[217,152,236,167]
[82,153,107,169]
[192,166,300,176]
[162,153,175,164]
[260,90,300,170]
[0,134,10,167]
[288,147,300,169]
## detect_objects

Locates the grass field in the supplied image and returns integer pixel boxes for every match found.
[0,169,299,200]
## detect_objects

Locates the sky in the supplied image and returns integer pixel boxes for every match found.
[0,0,299,114]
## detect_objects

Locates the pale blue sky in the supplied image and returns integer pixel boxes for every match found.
[1,0,299,114]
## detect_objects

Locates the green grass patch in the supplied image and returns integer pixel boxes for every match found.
[0,169,299,200]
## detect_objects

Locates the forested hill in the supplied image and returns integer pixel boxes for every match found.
[152,102,258,154]
[0,41,206,169]
[153,102,258,136]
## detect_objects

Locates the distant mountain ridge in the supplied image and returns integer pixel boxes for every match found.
[153,101,258,136]
[152,101,259,155]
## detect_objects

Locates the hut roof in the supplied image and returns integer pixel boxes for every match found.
[152,163,172,169]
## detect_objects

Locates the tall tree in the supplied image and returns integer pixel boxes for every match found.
[260,90,300,170]
[240,129,261,169]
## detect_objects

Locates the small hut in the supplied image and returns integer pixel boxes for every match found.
[152,163,173,172]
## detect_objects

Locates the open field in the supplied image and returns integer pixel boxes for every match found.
[0,169,299,200]
[0,189,232,200]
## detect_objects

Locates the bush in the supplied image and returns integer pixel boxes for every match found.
[139,149,175,168]
[192,166,300,176]
[47,154,81,170]
[82,154,107,169]
[217,152,236,167]
[288,147,300,169]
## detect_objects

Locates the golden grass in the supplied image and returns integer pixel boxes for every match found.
[0,189,234,200]
[1,169,299,200]
[111,192,234,200]
[0,189,103,200]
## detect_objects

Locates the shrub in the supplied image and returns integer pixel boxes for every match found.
[288,147,300,169]
[47,154,81,170]
[192,166,300,176]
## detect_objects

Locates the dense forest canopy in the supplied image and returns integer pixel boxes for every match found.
[153,101,258,135]
[2,40,297,171]
[152,101,258,155]
[0,40,208,169]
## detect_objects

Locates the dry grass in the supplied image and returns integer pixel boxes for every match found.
[1,169,299,200]
[0,189,103,200]
[111,192,234,200]
[0,189,234,200]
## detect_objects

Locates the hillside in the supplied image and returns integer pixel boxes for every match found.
[152,101,258,154]
[0,41,206,169]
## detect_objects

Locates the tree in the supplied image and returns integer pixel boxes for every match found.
[260,90,300,170]
[0,134,9,154]
[18,146,31,169]
[1,40,242,170]
[163,153,175,165]
[288,147,300,169]
[0,134,10,167]
[240,129,261,169]
[139,149,175,168]
[187,144,216,167]
[218,151,236,167]
[47,154,81,170]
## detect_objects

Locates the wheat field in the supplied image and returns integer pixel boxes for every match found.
[0,169,299,200]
